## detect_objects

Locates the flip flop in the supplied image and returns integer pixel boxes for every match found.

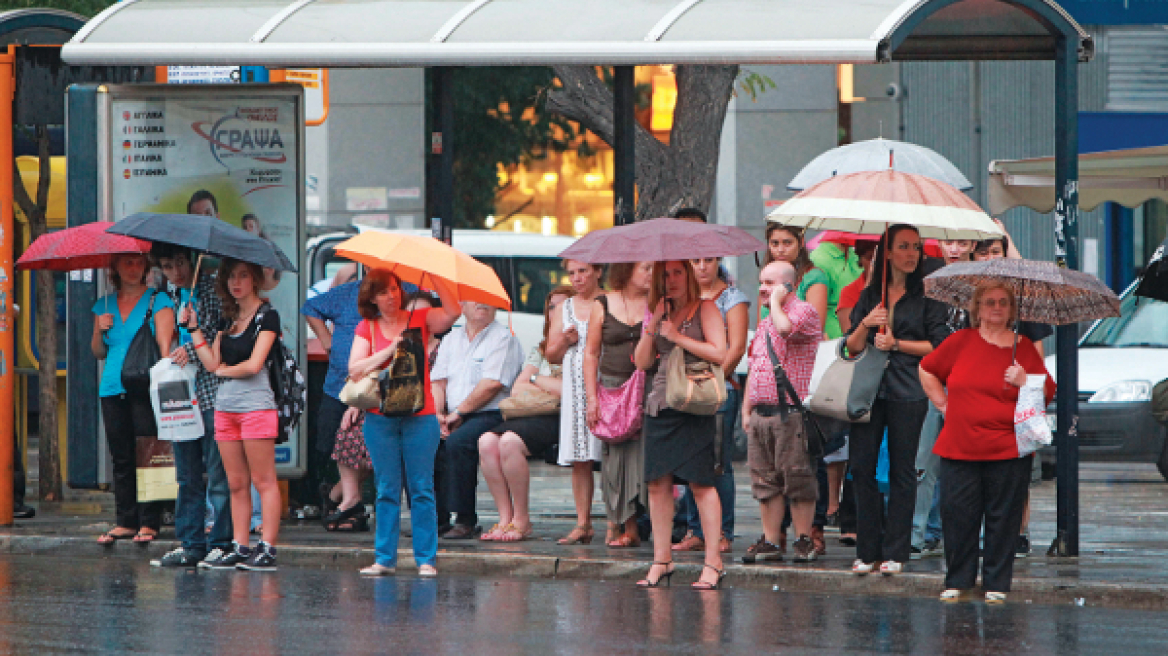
[97,530,136,545]
[132,530,157,543]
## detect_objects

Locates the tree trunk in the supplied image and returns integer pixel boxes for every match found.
[12,126,62,502]
[548,65,739,221]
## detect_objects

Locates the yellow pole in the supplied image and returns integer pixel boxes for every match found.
[0,46,17,526]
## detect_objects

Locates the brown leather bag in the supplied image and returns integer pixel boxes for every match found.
[664,303,726,415]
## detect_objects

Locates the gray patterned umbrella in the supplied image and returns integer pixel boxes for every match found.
[924,258,1120,326]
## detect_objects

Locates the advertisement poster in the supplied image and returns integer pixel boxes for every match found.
[106,85,305,473]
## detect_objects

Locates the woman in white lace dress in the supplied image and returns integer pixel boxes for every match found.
[545,259,604,544]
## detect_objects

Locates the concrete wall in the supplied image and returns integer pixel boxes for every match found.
[314,68,426,232]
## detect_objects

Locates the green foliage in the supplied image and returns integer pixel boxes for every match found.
[3,0,116,17]
[736,69,776,102]
[451,67,591,229]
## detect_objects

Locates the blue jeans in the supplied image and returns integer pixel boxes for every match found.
[174,409,232,552]
[681,388,738,540]
[913,404,945,548]
[364,412,441,568]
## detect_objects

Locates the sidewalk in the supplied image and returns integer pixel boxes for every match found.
[4,462,1168,609]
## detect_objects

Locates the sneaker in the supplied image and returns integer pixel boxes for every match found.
[879,561,903,576]
[852,559,876,576]
[1015,535,1031,558]
[940,588,972,603]
[985,591,1007,605]
[151,547,205,568]
[742,536,783,564]
[792,536,817,563]
[237,541,277,571]
[200,544,250,570]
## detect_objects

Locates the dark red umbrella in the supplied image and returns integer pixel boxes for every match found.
[557,218,764,264]
[16,221,151,271]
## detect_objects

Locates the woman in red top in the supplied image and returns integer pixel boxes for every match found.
[919,280,1054,604]
[348,270,460,577]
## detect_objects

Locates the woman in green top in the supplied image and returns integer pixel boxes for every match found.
[763,224,838,338]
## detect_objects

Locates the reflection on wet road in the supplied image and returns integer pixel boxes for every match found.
[0,555,1166,654]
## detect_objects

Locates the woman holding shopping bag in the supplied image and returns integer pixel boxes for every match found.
[919,281,1054,604]
[92,253,175,544]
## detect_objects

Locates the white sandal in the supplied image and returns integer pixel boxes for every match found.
[418,564,437,578]
[360,563,395,577]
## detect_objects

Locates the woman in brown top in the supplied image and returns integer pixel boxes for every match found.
[634,260,727,590]
[584,261,654,548]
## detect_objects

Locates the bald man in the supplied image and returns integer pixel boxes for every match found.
[741,261,823,563]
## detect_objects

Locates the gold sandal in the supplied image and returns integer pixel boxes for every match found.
[557,524,594,545]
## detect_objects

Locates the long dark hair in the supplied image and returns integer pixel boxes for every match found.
[763,223,814,285]
[867,224,927,295]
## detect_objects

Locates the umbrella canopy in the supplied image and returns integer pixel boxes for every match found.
[788,138,973,191]
[108,213,298,272]
[16,222,151,271]
[334,232,510,310]
[1134,237,1168,302]
[924,259,1120,326]
[557,218,764,264]
[768,170,1003,241]
[807,229,944,259]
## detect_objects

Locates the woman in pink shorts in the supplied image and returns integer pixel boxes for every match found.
[183,258,282,572]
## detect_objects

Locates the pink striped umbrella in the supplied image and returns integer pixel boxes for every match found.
[768,170,1002,241]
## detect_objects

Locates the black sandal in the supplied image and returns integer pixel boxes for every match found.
[692,563,725,590]
[97,529,136,545]
[324,503,367,532]
[636,561,675,588]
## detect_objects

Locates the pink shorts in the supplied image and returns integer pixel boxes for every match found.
[215,410,279,441]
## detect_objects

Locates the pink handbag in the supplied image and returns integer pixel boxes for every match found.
[593,308,651,444]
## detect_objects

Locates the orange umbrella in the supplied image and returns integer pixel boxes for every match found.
[334,232,510,310]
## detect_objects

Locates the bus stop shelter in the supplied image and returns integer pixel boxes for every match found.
[60,0,1093,555]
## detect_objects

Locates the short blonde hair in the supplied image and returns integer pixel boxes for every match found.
[968,280,1016,328]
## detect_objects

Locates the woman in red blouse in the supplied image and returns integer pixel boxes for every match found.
[919,281,1055,604]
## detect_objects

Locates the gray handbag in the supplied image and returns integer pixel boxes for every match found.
[808,339,889,423]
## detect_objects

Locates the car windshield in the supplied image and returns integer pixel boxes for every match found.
[1081,293,1168,348]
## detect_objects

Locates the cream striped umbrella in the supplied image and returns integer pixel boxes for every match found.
[767,169,1003,241]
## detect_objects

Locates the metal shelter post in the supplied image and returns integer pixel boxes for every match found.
[1052,34,1080,558]
[0,46,14,527]
[613,66,635,226]
[431,67,454,244]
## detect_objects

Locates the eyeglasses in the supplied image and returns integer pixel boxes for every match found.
[980,298,1011,308]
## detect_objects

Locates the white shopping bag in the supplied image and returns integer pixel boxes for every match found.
[1014,374,1052,457]
[149,358,205,442]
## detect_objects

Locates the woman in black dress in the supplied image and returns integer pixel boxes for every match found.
[634,261,727,590]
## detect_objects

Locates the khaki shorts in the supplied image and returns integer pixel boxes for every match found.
[748,410,818,502]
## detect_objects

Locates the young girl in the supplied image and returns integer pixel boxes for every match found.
[183,258,282,571]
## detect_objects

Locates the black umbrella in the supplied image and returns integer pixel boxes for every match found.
[1134,238,1168,302]
[108,212,298,273]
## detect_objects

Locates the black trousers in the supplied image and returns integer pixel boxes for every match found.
[849,398,928,564]
[440,410,502,527]
[940,456,1032,593]
[100,394,163,531]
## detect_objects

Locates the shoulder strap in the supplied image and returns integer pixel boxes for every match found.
[765,334,806,412]
[251,301,272,338]
[143,290,157,321]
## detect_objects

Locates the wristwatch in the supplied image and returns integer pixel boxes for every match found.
[529,373,539,385]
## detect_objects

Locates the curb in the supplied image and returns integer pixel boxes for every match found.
[3,533,1166,610]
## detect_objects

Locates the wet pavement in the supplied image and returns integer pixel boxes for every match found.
[1,554,1167,654]
[5,462,1168,609]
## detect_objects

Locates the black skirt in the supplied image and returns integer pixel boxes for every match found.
[489,414,560,459]
[644,409,717,487]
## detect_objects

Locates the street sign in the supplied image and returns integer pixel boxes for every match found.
[165,66,240,85]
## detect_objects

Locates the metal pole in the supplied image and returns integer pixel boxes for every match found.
[431,67,454,245]
[0,46,16,526]
[1052,35,1080,557]
[613,66,635,226]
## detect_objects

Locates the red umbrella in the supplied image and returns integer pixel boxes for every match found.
[807,230,944,258]
[558,217,763,264]
[17,222,152,271]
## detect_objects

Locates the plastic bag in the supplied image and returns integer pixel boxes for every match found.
[1015,374,1053,457]
[149,358,204,442]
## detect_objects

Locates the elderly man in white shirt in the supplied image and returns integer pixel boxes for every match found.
[432,301,524,539]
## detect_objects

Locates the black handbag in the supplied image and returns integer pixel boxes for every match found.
[121,291,160,396]
[378,326,427,417]
[765,335,831,462]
